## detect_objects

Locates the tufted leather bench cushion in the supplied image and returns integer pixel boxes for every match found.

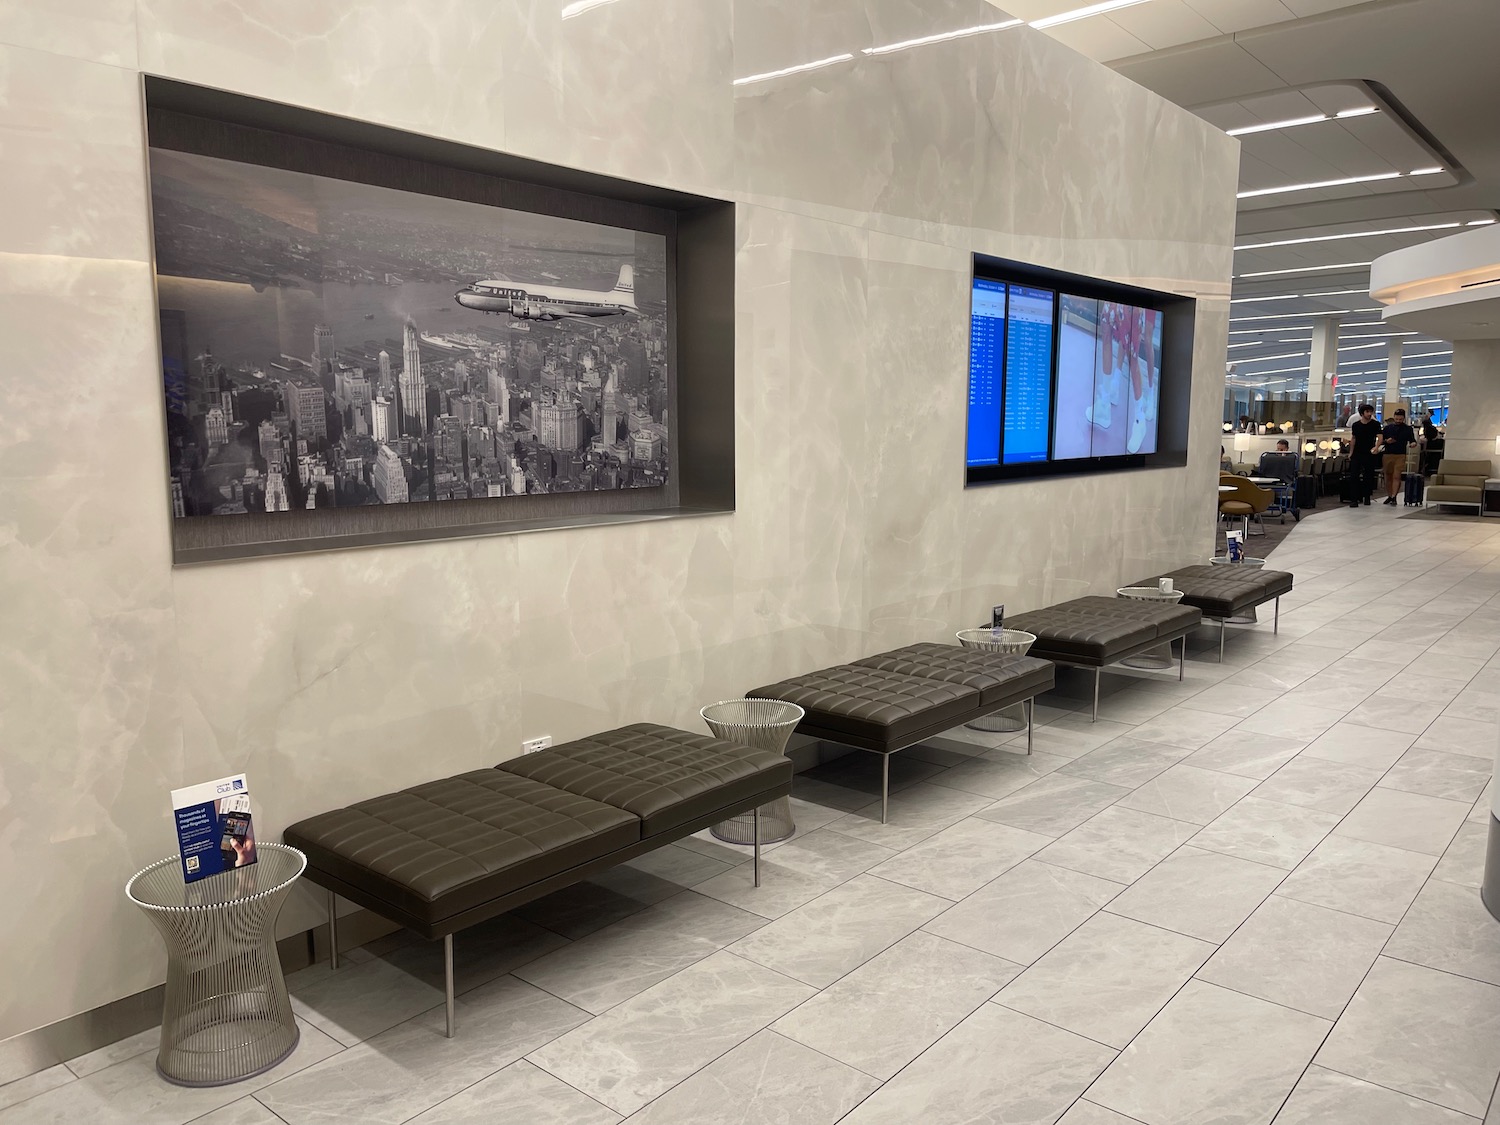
[748,664,980,747]
[1007,596,1202,664]
[850,643,1054,706]
[496,723,791,837]
[1154,565,1294,620]
[283,770,639,928]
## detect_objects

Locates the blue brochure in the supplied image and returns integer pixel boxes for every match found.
[171,774,257,883]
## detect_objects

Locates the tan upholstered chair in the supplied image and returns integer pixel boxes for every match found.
[1426,459,1492,510]
[1219,473,1273,536]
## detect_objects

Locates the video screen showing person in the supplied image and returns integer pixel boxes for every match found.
[1089,302,1162,456]
[1053,295,1099,461]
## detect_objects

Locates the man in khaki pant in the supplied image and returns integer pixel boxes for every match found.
[1379,408,1417,505]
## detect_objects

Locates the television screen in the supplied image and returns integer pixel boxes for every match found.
[965,257,1186,484]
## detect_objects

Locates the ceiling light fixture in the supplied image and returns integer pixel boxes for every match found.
[1234,222,1462,252]
[1238,171,1404,200]
[1229,294,1303,304]
[1225,114,1328,138]
[1236,261,1373,279]
[1336,107,1379,119]
[863,19,1022,54]
[733,52,855,86]
[1409,167,1444,176]
[1469,219,1498,226]
[1300,288,1370,297]
[1238,351,1311,364]
[1030,0,1154,29]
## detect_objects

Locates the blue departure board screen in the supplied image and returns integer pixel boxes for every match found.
[1002,286,1055,464]
[966,279,1006,467]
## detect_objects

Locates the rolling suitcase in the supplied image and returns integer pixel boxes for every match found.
[1340,474,1361,507]
[1403,472,1424,507]
[1296,475,1318,511]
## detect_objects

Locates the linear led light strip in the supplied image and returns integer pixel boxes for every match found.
[1234,221,1460,252]
[1229,308,1380,323]
[1236,261,1372,279]
[1238,168,1444,200]
[1226,107,1378,138]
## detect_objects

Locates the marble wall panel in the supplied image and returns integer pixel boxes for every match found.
[0,0,1238,1043]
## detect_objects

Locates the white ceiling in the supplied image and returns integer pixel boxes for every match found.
[1007,0,1500,401]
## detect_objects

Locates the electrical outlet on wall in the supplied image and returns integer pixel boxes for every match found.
[522,736,553,755]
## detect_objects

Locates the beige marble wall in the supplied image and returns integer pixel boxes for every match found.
[0,0,1237,1040]
[1447,341,1500,470]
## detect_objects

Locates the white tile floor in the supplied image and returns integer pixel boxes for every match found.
[7,503,1500,1124]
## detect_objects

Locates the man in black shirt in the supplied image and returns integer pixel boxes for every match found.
[1380,408,1417,505]
[1348,403,1380,507]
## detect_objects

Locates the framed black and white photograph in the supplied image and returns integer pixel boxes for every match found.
[151,148,671,524]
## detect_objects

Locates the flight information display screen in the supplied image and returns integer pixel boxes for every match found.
[1001,286,1055,465]
[965,279,1007,467]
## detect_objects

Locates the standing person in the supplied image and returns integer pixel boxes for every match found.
[1421,410,1439,443]
[1348,403,1380,507]
[1379,408,1417,506]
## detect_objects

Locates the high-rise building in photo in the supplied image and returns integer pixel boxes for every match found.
[283,381,327,442]
[204,406,228,447]
[378,349,392,391]
[601,370,621,444]
[312,324,336,375]
[536,399,583,452]
[372,444,408,503]
[400,320,427,435]
[371,395,392,442]
[264,469,289,512]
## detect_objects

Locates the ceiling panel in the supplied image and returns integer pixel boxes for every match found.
[1112,37,1287,104]
[1037,17,1153,62]
[1181,0,1297,34]
[1281,0,1390,15]
[1107,0,1224,49]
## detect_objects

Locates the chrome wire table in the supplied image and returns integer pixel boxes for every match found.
[126,843,305,1086]
[954,629,1038,732]
[1209,555,1266,623]
[1116,586,1186,670]
[705,698,805,845]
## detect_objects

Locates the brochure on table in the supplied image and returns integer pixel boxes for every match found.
[171,773,258,883]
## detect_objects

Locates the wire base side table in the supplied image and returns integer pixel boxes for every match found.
[955,629,1038,731]
[704,699,805,845]
[1116,587,1186,670]
[126,843,305,1086]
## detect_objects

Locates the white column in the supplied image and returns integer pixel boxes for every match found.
[1446,340,1500,468]
[1384,341,1404,416]
[1308,317,1339,400]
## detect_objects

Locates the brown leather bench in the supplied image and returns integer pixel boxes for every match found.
[1147,564,1294,660]
[1006,597,1202,720]
[284,723,790,1037]
[747,642,1054,823]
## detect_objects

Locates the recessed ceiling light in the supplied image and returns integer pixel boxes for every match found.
[733,53,855,85]
[1225,114,1328,138]
[862,20,1022,54]
[1409,167,1445,176]
[1469,219,1498,226]
[1236,261,1374,279]
[1300,288,1370,297]
[1234,222,1462,251]
[1336,107,1379,119]
[1229,294,1303,304]
[1030,0,1153,30]
[1238,171,1403,199]
[1238,351,1311,364]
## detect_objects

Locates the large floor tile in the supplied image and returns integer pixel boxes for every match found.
[1346,693,1446,736]
[693,828,897,919]
[1105,845,1286,942]
[1036,806,1199,883]
[928,750,1071,800]
[826,783,994,851]
[0,1066,72,1114]
[1087,981,1331,1125]
[63,1027,159,1079]
[513,891,763,1013]
[1416,716,1498,758]
[1057,1102,1150,1124]
[1011,715,1139,759]
[995,913,1213,1048]
[977,775,1132,837]
[1300,721,1418,769]
[1196,895,1392,1018]
[1248,757,1382,816]
[1274,1065,1477,1125]
[1385,878,1500,986]
[260,980,582,1125]
[1114,764,1258,824]
[1126,706,1242,749]
[727,874,948,988]
[623,1030,876,1125]
[1276,834,1439,923]
[188,1102,288,1125]
[1316,957,1500,1117]
[773,931,1019,1079]
[1184,730,1306,779]
[801,752,942,797]
[1055,738,1195,788]
[1435,820,1489,889]
[405,1060,620,1125]
[0,1020,341,1125]
[1179,681,1285,720]
[1235,698,1342,742]
[923,859,1124,964]
[1381,748,1493,803]
[527,951,812,1116]
[1188,796,1340,869]
[838,1004,1114,1125]
[515,845,734,939]
[868,817,1051,900]
[1335,787,1471,857]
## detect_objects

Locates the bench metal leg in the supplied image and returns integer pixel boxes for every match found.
[1178,637,1185,681]
[881,755,891,824]
[1025,698,1034,755]
[328,889,340,971]
[444,934,456,1039]
[753,807,762,888]
[1218,619,1226,663]
[1091,667,1100,722]
[1274,596,1280,635]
